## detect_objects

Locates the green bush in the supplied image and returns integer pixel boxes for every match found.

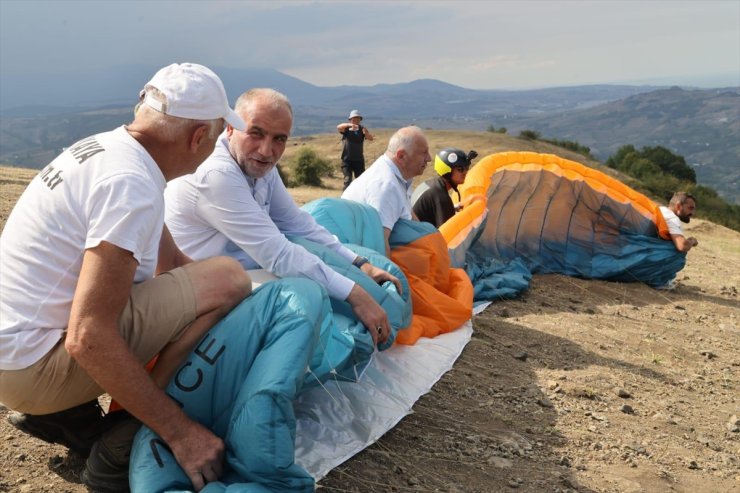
[276,163,291,187]
[688,184,740,231]
[641,146,696,183]
[290,147,332,187]
[606,145,637,168]
[518,129,540,141]
[541,137,593,159]
[622,157,662,181]
[608,145,695,183]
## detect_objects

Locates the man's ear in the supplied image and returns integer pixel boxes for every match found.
[226,124,235,138]
[189,124,210,153]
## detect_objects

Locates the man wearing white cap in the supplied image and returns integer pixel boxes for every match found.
[0,63,251,491]
[337,109,374,189]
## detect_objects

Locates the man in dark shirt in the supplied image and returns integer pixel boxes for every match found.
[411,148,477,228]
[337,109,374,190]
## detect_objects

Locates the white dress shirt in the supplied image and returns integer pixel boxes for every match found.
[165,134,357,300]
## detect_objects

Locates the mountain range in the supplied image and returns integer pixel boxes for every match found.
[1,65,737,202]
[500,87,740,203]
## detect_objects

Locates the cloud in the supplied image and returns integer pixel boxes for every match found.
[1,0,737,90]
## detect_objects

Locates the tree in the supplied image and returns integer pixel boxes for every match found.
[605,144,738,231]
[641,146,696,183]
[606,145,637,169]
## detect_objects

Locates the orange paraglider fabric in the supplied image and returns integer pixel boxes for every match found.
[389,221,473,345]
[440,151,684,289]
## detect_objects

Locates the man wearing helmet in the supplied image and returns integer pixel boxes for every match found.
[411,148,478,228]
[337,109,374,190]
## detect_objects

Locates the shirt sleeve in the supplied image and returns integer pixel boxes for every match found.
[86,173,162,265]
[195,169,355,300]
[268,177,356,263]
[660,207,684,236]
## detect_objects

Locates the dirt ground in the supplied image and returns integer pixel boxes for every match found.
[0,165,738,493]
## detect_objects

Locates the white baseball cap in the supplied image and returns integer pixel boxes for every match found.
[141,63,245,131]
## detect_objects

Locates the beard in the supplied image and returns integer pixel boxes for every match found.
[678,214,691,224]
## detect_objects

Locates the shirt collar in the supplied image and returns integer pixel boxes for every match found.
[383,154,413,190]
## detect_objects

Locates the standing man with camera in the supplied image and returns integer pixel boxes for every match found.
[337,109,374,190]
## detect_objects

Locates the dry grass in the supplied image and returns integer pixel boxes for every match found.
[281,129,610,204]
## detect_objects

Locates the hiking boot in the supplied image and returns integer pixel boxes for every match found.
[81,412,141,493]
[7,399,105,457]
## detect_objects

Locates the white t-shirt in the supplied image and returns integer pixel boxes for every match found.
[164,135,356,301]
[341,154,413,230]
[659,206,684,236]
[0,127,166,370]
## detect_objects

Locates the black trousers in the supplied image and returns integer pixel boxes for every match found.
[341,160,365,190]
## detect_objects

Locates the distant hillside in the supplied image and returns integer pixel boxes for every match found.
[502,87,740,204]
[0,64,658,118]
[0,73,659,171]
[2,66,736,202]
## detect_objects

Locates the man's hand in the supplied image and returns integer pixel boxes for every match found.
[360,262,403,295]
[671,234,699,253]
[346,284,391,345]
[167,418,225,491]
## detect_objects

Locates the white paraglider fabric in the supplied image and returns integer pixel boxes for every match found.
[250,269,484,480]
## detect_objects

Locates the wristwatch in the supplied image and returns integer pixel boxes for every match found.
[352,256,369,268]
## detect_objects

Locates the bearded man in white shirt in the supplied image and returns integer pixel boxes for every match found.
[659,191,699,253]
[165,88,400,346]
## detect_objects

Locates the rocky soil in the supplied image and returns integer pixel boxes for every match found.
[0,165,738,492]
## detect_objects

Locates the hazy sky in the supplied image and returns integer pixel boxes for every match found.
[1,0,738,90]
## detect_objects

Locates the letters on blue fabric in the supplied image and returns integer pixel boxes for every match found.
[130,198,414,492]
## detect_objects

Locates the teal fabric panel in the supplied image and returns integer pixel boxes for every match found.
[288,236,412,362]
[464,256,532,301]
[388,218,438,248]
[301,198,385,254]
[129,280,327,492]
[129,244,413,490]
